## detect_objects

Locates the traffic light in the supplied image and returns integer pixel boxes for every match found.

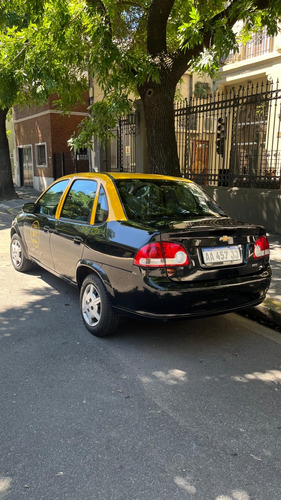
[216,117,226,157]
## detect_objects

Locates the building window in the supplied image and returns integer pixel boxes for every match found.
[36,143,47,167]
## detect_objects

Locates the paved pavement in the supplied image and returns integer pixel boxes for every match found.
[1,186,280,330]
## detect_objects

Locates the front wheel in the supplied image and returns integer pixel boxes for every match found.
[80,274,119,337]
[10,234,33,272]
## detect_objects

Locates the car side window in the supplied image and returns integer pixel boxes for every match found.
[37,180,69,216]
[60,179,97,222]
[95,186,109,224]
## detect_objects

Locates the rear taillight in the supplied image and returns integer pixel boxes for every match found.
[134,242,190,267]
[253,236,270,259]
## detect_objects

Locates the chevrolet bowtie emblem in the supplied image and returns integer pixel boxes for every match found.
[219,235,230,242]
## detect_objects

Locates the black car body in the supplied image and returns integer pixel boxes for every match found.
[10,173,271,336]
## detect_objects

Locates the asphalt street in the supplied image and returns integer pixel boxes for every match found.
[1,208,281,500]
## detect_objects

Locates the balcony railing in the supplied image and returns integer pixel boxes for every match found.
[224,28,273,64]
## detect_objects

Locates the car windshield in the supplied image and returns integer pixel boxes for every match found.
[115,179,226,222]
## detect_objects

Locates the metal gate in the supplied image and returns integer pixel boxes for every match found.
[104,112,137,172]
[175,81,281,189]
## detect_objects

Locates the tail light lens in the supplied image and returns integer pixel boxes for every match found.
[253,236,270,259]
[134,242,190,267]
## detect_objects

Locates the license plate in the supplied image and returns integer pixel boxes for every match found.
[202,245,243,266]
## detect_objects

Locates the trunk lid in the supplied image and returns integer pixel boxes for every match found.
[151,216,267,282]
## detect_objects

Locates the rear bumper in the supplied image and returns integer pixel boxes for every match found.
[113,270,271,320]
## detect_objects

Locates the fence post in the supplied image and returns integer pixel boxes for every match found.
[228,87,241,187]
[117,118,123,172]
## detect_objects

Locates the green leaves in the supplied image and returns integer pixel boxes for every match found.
[177,0,280,78]
[0,0,281,146]
[70,92,133,149]
[0,0,90,110]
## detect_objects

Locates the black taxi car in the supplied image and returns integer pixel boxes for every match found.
[10,173,271,336]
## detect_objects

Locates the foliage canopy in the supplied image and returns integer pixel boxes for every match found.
[0,0,280,178]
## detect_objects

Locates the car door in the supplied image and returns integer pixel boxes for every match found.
[50,179,98,281]
[22,179,69,269]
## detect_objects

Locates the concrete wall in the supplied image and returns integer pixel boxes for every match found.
[204,186,281,234]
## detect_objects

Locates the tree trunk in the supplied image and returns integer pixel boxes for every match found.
[138,81,180,176]
[0,108,17,200]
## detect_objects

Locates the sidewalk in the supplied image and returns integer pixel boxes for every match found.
[243,233,281,331]
[0,186,42,214]
[1,186,281,331]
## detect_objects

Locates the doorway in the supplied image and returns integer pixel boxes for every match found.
[18,146,33,187]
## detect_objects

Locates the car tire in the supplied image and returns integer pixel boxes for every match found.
[10,234,33,272]
[80,274,119,337]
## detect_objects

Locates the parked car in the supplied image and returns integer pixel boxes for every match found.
[10,173,271,336]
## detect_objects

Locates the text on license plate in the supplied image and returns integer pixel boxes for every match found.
[202,245,243,266]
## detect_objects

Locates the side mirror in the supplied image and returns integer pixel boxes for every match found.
[23,202,36,214]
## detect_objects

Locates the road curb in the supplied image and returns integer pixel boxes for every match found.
[240,298,281,331]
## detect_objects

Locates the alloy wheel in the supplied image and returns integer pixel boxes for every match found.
[11,238,23,268]
[82,283,102,327]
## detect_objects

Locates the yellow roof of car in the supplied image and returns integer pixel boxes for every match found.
[59,172,192,182]
[108,172,192,182]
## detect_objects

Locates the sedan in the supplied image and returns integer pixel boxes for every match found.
[10,173,271,336]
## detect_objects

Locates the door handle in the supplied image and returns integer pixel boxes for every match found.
[74,236,83,245]
[44,226,57,234]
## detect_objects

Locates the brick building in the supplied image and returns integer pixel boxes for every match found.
[13,93,89,190]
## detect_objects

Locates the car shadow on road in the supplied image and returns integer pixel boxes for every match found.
[26,264,241,347]
[4,262,281,367]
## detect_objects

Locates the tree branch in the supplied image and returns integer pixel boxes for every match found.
[85,0,112,36]
[147,0,175,56]
[171,0,272,80]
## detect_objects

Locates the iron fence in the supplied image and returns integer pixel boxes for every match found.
[175,81,281,189]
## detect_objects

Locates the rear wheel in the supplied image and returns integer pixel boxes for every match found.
[10,234,32,272]
[80,274,119,337]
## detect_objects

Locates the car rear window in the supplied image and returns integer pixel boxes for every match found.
[115,179,226,222]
